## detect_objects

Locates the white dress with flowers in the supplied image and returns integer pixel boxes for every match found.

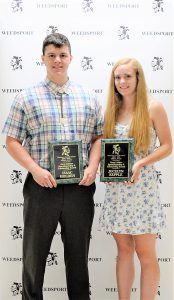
[98,123,166,234]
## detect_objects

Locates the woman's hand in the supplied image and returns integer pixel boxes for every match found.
[130,161,142,184]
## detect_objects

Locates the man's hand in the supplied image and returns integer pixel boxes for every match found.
[31,165,57,188]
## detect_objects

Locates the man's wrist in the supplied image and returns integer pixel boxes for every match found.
[28,163,41,175]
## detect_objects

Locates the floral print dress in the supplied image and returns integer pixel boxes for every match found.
[98,123,166,234]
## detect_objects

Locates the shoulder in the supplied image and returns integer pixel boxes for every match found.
[14,81,45,104]
[149,99,169,128]
[149,99,166,116]
[69,81,96,98]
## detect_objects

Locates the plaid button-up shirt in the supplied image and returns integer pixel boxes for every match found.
[2,78,103,169]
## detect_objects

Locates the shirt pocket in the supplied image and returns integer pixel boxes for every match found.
[27,106,55,131]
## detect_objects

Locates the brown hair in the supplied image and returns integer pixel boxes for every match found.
[42,33,71,55]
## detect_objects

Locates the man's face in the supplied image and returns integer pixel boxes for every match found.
[42,44,72,79]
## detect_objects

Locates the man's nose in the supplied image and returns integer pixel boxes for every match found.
[54,55,61,62]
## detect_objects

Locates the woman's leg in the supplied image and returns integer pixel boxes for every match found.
[112,233,135,300]
[134,234,160,300]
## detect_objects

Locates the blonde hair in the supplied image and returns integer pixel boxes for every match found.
[103,58,151,154]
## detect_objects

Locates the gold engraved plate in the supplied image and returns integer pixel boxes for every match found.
[48,140,84,184]
[100,138,134,182]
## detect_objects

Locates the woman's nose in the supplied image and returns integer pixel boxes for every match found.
[120,77,126,83]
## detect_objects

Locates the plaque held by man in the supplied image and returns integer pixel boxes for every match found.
[100,138,134,182]
[48,140,83,184]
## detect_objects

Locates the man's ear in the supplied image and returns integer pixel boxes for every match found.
[41,55,45,64]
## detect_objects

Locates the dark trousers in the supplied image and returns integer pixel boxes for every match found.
[22,173,95,300]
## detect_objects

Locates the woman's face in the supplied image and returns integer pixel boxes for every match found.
[114,63,138,98]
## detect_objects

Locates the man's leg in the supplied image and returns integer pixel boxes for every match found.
[60,183,95,300]
[22,174,63,300]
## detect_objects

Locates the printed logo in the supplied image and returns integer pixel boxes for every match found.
[46,26,59,35]
[72,31,102,36]
[11,0,23,12]
[158,257,171,262]
[36,3,68,9]
[43,287,67,292]
[151,57,163,71]
[1,31,33,36]
[10,170,22,184]
[156,170,162,183]
[161,203,171,208]
[108,3,139,9]
[11,56,22,71]
[157,233,162,239]
[94,202,102,208]
[46,252,58,266]
[2,202,23,208]
[112,144,121,155]
[107,62,115,67]
[118,26,130,40]
[105,287,137,292]
[11,226,23,240]
[88,257,102,262]
[81,56,93,71]
[82,0,93,13]
[142,31,173,36]
[106,231,112,235]
[93,89,103,94]
[2,257,22,262]
[62,145,70,156]
[1,88,23,93]
[152,0,164,13]
[149,89,173,94]
[89,283,92,295]
[11,282,22,296]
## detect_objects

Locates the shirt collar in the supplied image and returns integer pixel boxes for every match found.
[44,77,71,95]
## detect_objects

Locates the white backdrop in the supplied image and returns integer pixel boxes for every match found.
[0,0,173,299]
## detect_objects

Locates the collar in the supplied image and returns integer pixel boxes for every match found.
[44,77,71,95]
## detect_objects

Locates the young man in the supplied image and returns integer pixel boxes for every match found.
[2,33,103,300]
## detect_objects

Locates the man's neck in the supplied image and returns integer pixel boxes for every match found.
[47,74,69,86]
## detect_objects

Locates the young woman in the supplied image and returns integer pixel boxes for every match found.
[99,58,172,300]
